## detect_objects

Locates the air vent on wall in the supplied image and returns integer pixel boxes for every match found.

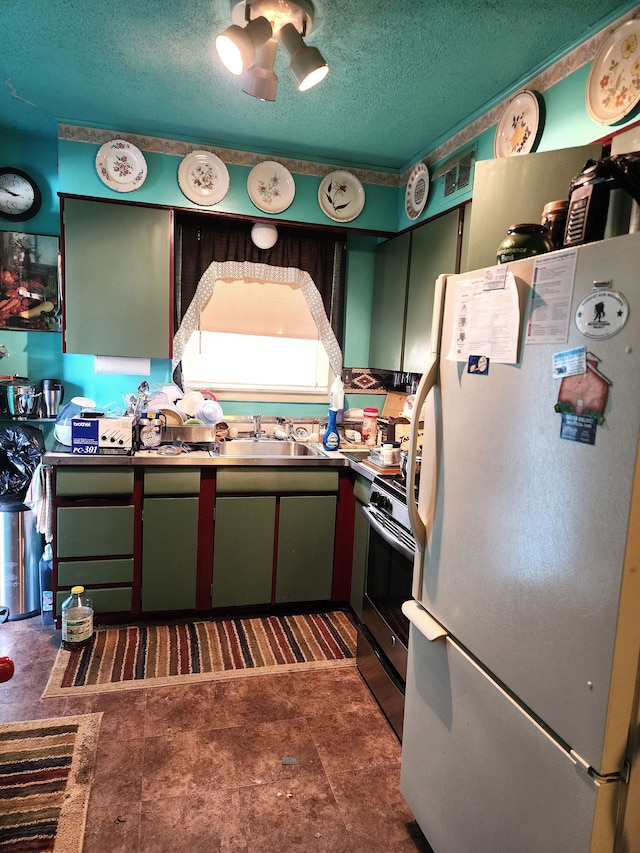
[432,146,476,197]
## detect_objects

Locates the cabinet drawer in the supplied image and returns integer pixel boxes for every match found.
[56,587,132,615]
[216,468,339,494]
[143,467,200,495]
[56,505,134,558]
[56,466,134,497]
[57,558,134,586]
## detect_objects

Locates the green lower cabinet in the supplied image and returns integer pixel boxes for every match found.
[56,587,132,616]
[212,496,275,607]
[275,495,336,603]
[141,497,199,611]
[56,505,134,558]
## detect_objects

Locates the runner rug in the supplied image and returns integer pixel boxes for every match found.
[0,713,102,853]
[43,611,357,698]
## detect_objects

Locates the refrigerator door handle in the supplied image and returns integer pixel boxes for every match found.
[402,599,448,641]
[407,275,447,554]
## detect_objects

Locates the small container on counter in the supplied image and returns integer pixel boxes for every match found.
[382,441,401,466]
[137,411,166,450]
[362,408,379,446]
[496,223,554,264]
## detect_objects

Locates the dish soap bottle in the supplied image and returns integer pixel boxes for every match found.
[323,375,343,452]
[61,586,94,651]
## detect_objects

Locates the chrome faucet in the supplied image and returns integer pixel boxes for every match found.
[252,414,262,439]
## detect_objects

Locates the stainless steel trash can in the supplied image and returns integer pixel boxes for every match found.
[0,502,42,620]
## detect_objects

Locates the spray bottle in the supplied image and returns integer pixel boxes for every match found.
[323,375,344,451]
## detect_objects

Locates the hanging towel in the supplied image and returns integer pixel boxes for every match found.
[25,463,54,544]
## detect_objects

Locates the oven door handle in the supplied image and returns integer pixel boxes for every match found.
[363,506,416,563]
[407,274,447,556]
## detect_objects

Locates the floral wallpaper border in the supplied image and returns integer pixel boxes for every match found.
[58,7,635,188]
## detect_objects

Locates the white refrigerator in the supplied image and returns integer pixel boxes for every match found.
[400,231,640,853]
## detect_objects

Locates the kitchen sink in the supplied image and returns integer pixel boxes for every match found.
[214,439,324,457]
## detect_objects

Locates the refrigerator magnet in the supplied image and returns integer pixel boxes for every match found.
[575,285,629,339]
[554,351,611,435]
[468,355,489,374]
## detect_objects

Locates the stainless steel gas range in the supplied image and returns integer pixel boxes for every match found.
[357,471,416,741]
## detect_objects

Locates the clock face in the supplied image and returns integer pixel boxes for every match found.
[0,168,42,221]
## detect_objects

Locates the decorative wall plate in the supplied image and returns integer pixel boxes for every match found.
[318,170,365,222]
[95,139,147,191]
[586,18,640,125]
[405,162,430,220]
[247,161,295,213]
[494,90,543,158]
[178,150,229,205]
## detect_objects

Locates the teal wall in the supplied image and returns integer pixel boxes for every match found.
[3,18,640,426]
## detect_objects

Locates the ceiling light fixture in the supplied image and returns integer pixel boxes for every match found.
[215,0,328,100]
[242,38,279,101]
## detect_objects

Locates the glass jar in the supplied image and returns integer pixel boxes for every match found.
[541,200,569,250]
[496,223,554,264]
[137,412,165,449]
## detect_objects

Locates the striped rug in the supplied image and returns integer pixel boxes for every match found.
[43,611,357,698]
[0,713,102,853]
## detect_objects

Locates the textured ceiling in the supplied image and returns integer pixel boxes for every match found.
[1,0,638,171]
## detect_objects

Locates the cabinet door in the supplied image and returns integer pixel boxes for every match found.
[63,198,172,357]
[275,495,336,603]
[56,505,134,558]
[369,232,410,370]
[212,496,275,607]
[403,209,460,373]
[141,497,199,611]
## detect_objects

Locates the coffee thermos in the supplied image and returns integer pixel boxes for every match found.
[40,379,64,418]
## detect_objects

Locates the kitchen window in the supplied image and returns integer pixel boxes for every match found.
[173,216,345,400]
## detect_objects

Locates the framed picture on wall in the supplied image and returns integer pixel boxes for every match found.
[0,231,61,332]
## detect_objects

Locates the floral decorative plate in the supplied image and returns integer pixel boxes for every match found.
[247,161,295,214]
[494,90,543,158]
[586,18,640,125]
[178,150,229,205]
[318,170,365,222]
[405,162,430,220]
[95,139,147,192]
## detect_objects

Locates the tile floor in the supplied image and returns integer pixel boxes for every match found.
[0,616,433,852]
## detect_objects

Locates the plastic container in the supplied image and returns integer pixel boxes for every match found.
[39,542,54,625]
[322,409,340,451]
[61,585,94,651]
[496,223,554,264]
[54,397,97,446]
[362,408,379,446]
[382,441,401,466]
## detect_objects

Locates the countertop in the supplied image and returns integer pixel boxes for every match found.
[43,442,380,480]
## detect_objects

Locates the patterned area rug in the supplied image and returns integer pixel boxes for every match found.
[43,611,357,698]
[0,713,102,853]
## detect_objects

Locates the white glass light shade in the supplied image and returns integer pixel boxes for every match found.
[278,22,328,91]
[242,38,278,100]
[251,223,278,249]
[215,16,272,75]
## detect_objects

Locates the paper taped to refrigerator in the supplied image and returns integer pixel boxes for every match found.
[447,271,520,363]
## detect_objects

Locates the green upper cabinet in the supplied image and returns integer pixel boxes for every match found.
[369,211,460,373]
[62,197,173,357]
[369,231,410,371]
[403,209,460,373]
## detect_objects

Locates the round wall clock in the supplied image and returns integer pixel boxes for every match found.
[0,167,42,221]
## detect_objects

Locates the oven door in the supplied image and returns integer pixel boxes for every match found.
[360,506,413,682]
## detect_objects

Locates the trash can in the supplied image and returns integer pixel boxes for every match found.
[0,498,41,619]
[0,424,45,620]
